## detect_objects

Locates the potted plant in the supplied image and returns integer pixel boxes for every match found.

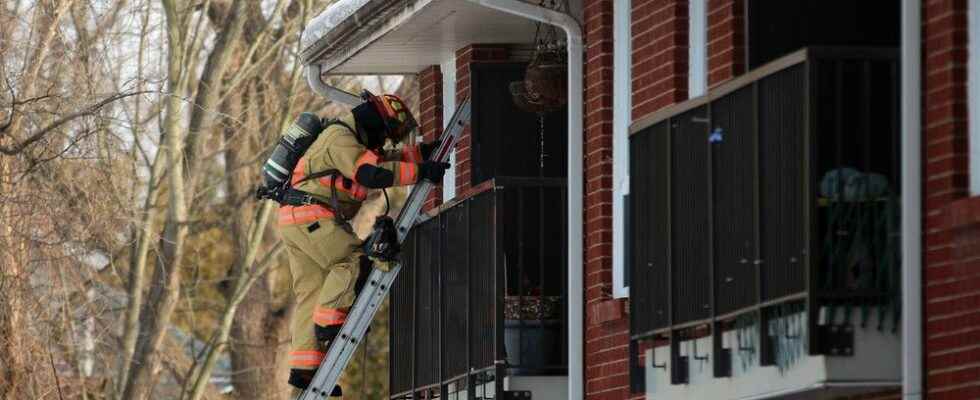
[503,279,562,371]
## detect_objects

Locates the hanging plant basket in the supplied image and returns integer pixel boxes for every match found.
[525,47,568,105]
[511,45,568,114]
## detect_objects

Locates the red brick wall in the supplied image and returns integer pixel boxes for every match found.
[706,0,745,87]
[577,0,690,397]
[922,1,980,398]
[418,65,443,211]
[454,45,509,196]
[582,0,633,398]
[632,0,689,120]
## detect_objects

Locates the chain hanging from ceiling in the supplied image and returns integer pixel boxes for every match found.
[510,0,570,176]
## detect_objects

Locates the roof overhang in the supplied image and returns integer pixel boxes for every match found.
[300,0,540,74]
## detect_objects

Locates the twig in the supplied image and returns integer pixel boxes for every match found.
[47,346,65,400]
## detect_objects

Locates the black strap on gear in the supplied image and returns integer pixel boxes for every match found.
[293,168,347,220]
[280,179,353,235]
[259,116,375,236]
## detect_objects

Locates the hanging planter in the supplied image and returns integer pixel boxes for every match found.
[511,1,569,114]
[511,44,568,114]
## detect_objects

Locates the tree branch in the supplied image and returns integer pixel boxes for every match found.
[0,90,153,155]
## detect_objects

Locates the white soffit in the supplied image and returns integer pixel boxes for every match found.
[313,0,539,75]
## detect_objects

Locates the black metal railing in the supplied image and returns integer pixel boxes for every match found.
[390,177,568,399]
[628,47,901,389]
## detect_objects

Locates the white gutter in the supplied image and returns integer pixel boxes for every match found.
[462,1,584,399]
[306,63,363,106]
[901,0,923,399]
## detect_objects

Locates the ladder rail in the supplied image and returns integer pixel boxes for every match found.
[298,99,471,399]
[298,266,400,399]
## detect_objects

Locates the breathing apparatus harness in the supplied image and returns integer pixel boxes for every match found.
[255,117,359,233]
[256,91,412,239]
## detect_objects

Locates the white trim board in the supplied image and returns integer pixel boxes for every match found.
[969,0,980,194]
[441,52,457,201]
[689,0,708,98]
[612,0,632,298]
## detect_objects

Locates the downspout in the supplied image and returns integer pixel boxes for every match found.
[306,63,363,106]
[901,0,923,399]
[461,1,584,399]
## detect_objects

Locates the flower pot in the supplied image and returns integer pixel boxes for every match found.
[504,319,561,370]
[502,296,562,370]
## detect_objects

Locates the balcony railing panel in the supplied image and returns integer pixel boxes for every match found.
[812,58,902,301]
[499,185,569,371]
[759,63,807,301]
[628,46,900,347]
[630,121,671,332]
[469,194,495,372]
[442,205,469,381]
[671,106,713,324]
[711,87,759,314]
[414,219,440,388]
[390,178,567,399]
[391,234,415,395]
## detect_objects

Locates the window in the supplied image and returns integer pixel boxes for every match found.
[971,0,980,194]
[613,0,632,298]
[747,0,899,70]
[689,0,707,98]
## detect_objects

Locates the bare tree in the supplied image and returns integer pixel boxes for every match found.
[2,1,409,399]
[1,1,146,398]
[119,1,252,399]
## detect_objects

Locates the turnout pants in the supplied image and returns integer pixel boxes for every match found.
[280,206,365,388]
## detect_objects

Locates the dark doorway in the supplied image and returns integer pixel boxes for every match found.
[747,0,901,69]
[470,62,569,185]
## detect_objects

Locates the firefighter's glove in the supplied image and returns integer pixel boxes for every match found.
[419,161,450,183]
[367,256,394,272]
[419,139,442,160]
[363,216,400,262]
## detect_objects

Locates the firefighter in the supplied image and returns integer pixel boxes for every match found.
[269,94,448,397]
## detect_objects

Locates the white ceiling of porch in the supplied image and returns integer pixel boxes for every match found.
[323,0,540,75]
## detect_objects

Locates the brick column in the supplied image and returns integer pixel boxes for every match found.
[582,0,641,398]
[454,45,509,195]
[418,65,443,212]
[707,0,745,87]
[632,0,689,119]
[922,1,978,398]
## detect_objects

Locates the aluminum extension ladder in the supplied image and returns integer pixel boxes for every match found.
[297,99,471,399]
